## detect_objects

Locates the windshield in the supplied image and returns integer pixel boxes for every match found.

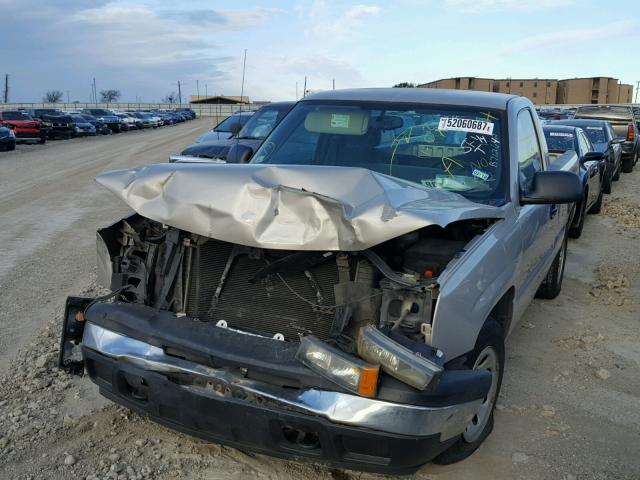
[3,111,31,120]
[214,113,251,132]
[237,108,287,139]
[582,126,607,144]
[251,101,506,203]
[544,130,576,152]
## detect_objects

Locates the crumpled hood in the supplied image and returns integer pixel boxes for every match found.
[96,163,504,251]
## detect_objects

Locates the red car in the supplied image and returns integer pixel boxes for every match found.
[0,110,46,144]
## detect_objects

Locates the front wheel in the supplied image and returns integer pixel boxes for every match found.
[433,320,504,465]
[588,190,603,214]
[602,170,612,194]
[613,161,621,181]
[536,232,568,299]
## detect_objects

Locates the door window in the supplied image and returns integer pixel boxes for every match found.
[517,110,543,193]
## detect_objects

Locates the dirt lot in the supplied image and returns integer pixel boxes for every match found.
[0,125,638,480]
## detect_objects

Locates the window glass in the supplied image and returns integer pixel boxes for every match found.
[252,102,506,204]
[577,131,591,154]
[517,110,543,193]
[237,108,282,140]
[582,126,606,144]
[543,129,575,153]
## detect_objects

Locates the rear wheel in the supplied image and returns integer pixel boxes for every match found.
[621,155,634,173]
[433,320,504,465]
[536,232,568,300]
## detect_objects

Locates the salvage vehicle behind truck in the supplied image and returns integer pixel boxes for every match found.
[60,89,581,474]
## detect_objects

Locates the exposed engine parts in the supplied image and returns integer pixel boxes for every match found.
[97,214,491,351]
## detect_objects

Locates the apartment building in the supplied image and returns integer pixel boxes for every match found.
[418,76,634,105]
[493,79,557,105]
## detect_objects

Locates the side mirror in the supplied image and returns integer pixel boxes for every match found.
[521,170,582,205]
[611,137,625,144]
[583,151,605,162]
[226,143,254,164]
[229,122,242,136]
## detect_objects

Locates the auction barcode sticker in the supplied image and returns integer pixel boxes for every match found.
[549,132,573,137]
[438,117,494,135]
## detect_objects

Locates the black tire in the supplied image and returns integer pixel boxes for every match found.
[621,155,634,173]
[536,232,568,299]
[39,137,46,145]
[602,170,612,194]
[433,319,505,465]
[8,144,16,151]
[568,194,586,239]
[634,151,638,166]
[588,190,603,214]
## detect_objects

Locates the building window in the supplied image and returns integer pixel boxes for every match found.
[547,81,551,87]
[506,82,510,87]
[519,82,523,87]
[534,82,538,87]
[533,92,537,98]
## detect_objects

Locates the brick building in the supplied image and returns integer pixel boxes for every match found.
[418,76,634,105]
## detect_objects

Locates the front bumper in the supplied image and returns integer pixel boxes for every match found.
[80,322,480,473]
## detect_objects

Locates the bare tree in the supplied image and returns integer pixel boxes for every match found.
[100,89,121,103]
[43,90,64,103]
[162,92,178,104]
[392,82,416,88]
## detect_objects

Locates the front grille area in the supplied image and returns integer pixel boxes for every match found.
[185,240,338,341]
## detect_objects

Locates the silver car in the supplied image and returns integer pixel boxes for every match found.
[60,88,581,474]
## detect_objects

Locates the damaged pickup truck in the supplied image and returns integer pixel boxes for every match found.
[59,88,582,474]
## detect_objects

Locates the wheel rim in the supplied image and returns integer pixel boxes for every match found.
[558,238,566,276]
[463,346,499,443]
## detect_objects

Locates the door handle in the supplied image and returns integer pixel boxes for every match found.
[550,204,558,219]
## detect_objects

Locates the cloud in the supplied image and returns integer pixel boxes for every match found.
[0,2,278,102]
[445,0,574,13]
[497,20,634,55]
[304,1,381,37]
[174,7,283,29]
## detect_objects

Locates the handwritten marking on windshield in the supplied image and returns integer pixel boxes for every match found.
[442,156,463,176]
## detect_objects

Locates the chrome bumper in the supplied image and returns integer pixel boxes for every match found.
[83,323,480,441]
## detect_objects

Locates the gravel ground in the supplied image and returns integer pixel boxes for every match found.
[0,128,638,480]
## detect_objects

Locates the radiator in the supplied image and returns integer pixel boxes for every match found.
[185,240,338,340]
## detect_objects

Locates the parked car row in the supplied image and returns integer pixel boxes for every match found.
[65,88,609,474]
[0,107,197,151]
[537,104,639,237]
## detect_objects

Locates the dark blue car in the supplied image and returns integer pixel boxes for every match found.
[543,125,605,239]
[547,119,623,194]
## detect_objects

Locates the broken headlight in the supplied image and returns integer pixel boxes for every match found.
[297,336,379,397]
[357,325,443,390]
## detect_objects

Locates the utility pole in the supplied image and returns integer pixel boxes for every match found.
[177,80,182,105]
[3,74,8,103]
[196,80,200,101]
[634,81,639,104]
[66,90,70,103]
[93,78,97,104]
[296,82,298,100]
[332,78,335,90]
[239,48,247,113]
[303,76,307,97]
[205,83,208,98]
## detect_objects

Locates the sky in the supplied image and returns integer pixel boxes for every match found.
[1,0,639,103]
